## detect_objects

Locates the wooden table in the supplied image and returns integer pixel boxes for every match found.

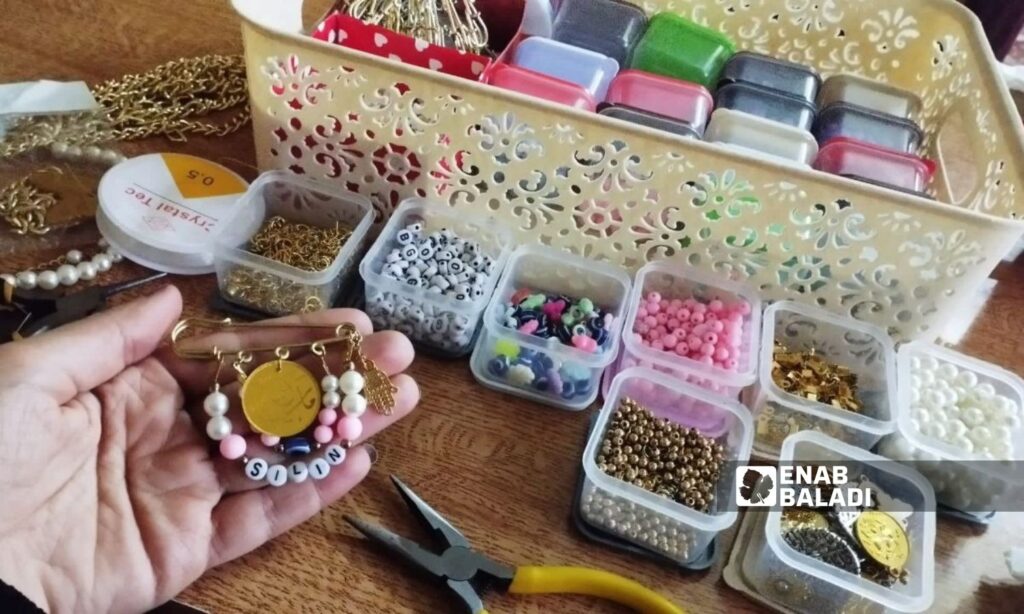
[2,1,1024,612]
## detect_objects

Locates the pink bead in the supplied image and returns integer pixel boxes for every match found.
[654,326,668,336]
[666,305,679,317]
[715,347,731,361]
[644,315,658,327]
[637,306,648,319]
[711,320,725,333]
[689,312,705,325]
[667,318,681,330]
[636,323,650,334]
[659,299,669,310]
[670,299,683,309]
[314,425,334,444]
[705,312,718,322]
[663,334,678,349]
[647,302,661,315]
[688,336,703,351]
[655,313,668,325]
[735,300,752,316]
[703,332,719,345]
[724,358,739,370]
[693,323,708,336]
[652,341,664,351]
[518,320,539,335]
[701,355,715,365]
[674,343,690,357]
[220,434,247,460]
[631,332,643,344]
[336,416,364,442]
[647,291,662,303]
[708,299,724,312]
[319,408,338,426]
[700,342,715,356]
[677,322,692,336]
[683,298,698,309]
[260,434,280,447]
[677,308,691,321]
[693,302,707,314]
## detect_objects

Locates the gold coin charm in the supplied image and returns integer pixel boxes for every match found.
[781,509,830,533]
[240,360,321,437]
[855,511,910,571]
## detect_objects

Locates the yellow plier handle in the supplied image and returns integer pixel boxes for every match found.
[499,565,686,614]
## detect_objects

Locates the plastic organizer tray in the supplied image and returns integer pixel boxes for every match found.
[234,0,1024,342]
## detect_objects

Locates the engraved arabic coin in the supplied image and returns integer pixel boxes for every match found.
[855,511,910,570]
[241,360,322,437]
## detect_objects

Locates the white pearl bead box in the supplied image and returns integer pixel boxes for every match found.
[214,171,374,315]
[879,341,1024,514]
[746,301,898,461]
[359,199,513,358]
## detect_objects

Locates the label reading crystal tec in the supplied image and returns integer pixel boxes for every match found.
[100,154,248,247]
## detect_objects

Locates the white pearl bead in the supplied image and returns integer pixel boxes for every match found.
[909,419,921,433]
[113,154,128,164]
[203,391,230,416]
[955,370,978,387]
[84,145,103,162]
[976,383,996,400]
[962,406,985,427]
[50,142,70,157]
[923,422,947,440]
[108,250,123,263]
[92,253,112,272]
[65,249,83,264]
[267,465,288,487]
[323,391,341,409]
[245,458,269,481]
[309,458,331,480]
[909,356,922,371]
[57,264,79,286]
[912,408,931,424]
[342,393,368,417]
[920,370,936,386]
[339,370,366,395]
[15,271,37,289]
[910,375,922,390]
[1006,414,1022,429]
[37,270,59,290]
[66,144,82,158]
[937,362,958,381]
[76,261,97,281]
[324,444,347,465]
[948,419,968,438]
[993,425,1013,444]
[288,461,309,484]
[910,388,921,404]
[98,237,109,248]
[921,356,940,372]
[321,375,339,392]
[206,416,232,441]
[951,436,974,453]
[100,149,121,166]
[1,274,15,286]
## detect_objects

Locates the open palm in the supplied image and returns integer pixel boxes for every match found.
[0,286,418,613]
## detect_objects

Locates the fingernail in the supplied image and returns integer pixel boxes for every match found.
[364,443,379,465]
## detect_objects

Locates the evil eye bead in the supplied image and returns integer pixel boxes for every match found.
[283,437,313,457]
[488,355,511,377]
[571,323,588,337]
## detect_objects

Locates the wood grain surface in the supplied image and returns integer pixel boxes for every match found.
[2,1,1024,613]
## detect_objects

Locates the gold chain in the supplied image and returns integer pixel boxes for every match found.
[0,55,250,235]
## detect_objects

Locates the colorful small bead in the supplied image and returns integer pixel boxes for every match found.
[219,434,247,460]
[632,290,748,372]
[501,288,615,352]
[337,416,364,442]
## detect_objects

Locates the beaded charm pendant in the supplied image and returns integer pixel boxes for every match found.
[185,319,398,488]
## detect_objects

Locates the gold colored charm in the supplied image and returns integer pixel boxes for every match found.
[855,511,910,571]
[357,353,398,416]
[240,360,321,437]
[781,509,830,533]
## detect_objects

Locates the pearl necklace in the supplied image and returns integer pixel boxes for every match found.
[2,239,123,291]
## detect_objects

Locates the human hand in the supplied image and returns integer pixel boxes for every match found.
[0,285,419,613]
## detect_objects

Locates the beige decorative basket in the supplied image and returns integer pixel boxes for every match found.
[232,0,1024,341]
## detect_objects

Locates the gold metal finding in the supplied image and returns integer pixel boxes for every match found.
[247,215,353,272]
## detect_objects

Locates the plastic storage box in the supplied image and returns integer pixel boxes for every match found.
[705,108,819,166]
[814,102,923,153]
[719,51,821,103]
[747,301,897,459]
[360,199,513,357]
[815,138,935,193]
[740,432,936,614]
[715,82,817,131]
[598,105,701,139]
[605,70,713,133]
[608,261,761,399]
[818,74,921,119]
[512,37,619,101]
[551,0,648,66]
[236,0,1024,343]
[470,244,631,410]
[878,341,1024,514]
[484,63,597,111]
[215,171,374,315]
[581,368,753,564]
[631,12,736,87]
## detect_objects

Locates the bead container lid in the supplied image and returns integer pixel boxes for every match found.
[704,108,819,166]
[551,0,649,66]
[815,137,936,193]
[96,153,250,275]
[484,63,598,111]
[512,36,620,101]
[715,81,817,131]
[718,51,822,104]
[814,101,923,154]
[630,12,736,87]
[598,104,701,139]
[605,69,713,133]
[818,74,922,120]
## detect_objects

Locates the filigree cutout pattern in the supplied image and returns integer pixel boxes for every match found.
[241,0,1024,340]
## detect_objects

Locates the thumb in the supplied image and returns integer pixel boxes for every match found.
[6,284,183,403]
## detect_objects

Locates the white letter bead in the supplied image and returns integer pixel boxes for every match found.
[267,465,288,487]
[321,375,339,392]
[289,462,309,484]
[203,391,230,416]
[325,444,347,466]
[339,370,365,395]
[342,393,368,417]
[206,416,232,441]
[246,458,269,481]
[309,458,331,480]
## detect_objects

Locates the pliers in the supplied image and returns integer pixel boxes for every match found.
[346,476,686,614]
